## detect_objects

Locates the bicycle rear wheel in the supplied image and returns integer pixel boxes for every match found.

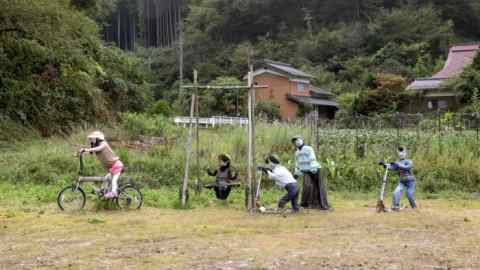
[57,186,86,211]
[116,185,142,210]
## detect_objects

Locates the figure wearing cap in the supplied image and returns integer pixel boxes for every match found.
[81,131,124,198]
[389,147,417,210]
[258,154,299,212]
[291,135,329,210]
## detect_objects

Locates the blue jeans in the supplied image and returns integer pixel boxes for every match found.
[392,180,417,209]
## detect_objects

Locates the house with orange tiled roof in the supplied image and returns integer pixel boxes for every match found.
[249,59,338,120]
[406,43,480,112]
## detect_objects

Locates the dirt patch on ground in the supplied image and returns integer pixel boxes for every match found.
[0,201,479,270]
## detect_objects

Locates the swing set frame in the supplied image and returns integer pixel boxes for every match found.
[178,65,268,213]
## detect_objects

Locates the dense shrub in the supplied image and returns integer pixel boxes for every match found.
[356,74,408,114]
[148,100,173,117]
[120,113,172,138]
[0,0,152,137]
[256,101,280,121]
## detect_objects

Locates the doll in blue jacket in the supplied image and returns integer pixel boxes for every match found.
[292,135,329,210]
[390,147,417,211]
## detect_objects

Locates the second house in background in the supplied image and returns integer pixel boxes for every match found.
[247,59,339,121]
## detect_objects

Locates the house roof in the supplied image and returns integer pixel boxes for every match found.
[432,43,480,79]
[311,86,334,97]
[406,78,445,90]
[259,59,314,79]
[250,69,288,79]
[407,43,480,91]
[287,94,339,108]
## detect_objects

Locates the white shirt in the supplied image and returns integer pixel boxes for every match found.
[267,165,297,187]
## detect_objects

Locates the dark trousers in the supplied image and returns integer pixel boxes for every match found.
[214,185,231,200]
[278,183,299,211]
[301,172,329,210]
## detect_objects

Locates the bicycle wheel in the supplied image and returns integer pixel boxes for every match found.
[116,185,142,210]
[57,186,86,211]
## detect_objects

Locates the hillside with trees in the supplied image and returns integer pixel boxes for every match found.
[3,4,480,268]
[2,0,480,137]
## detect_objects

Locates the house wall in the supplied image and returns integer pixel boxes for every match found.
[254,73,307,120]
[403,95,461,113]
[317,106,336,119]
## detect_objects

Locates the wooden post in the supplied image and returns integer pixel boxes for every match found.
[180,69,268,212]
[181,70,197,207]
[246,66,254,212]
[315,105,319,152]
[194,71,201,194]
[476,114,479,157]
[437,110,442,154]
[251,65,257,211]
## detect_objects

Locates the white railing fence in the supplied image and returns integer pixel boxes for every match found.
[173,116,249,128]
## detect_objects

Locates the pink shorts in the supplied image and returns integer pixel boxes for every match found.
[109,160,124,175]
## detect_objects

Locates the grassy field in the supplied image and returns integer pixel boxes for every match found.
[2,115,480,193]
[1,116,480,269]
[1,195,480,270]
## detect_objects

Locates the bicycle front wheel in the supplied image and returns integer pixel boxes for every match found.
[116,185,142,210]
[57,186,86,211]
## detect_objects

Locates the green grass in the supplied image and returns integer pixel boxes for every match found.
[0,181,286,210]
[1,197,480,269]
[1,115,480,270]
[1,114,480,206]
[1,181,479,212]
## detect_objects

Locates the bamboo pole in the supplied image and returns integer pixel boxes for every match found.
[247,68,254,212]
[194,71,201,194]
[315,105,319,152]
[251,65,257,211]
[181,72,197,207]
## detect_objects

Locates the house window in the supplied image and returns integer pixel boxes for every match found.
[438,100,448,109]
[297,83,306,92]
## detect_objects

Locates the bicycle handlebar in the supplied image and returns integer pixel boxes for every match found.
[77,149,87,175]
[377,160,393,169]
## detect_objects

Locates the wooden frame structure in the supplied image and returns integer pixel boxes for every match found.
[179,66,267,213]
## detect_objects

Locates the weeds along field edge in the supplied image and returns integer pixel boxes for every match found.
[1,181,479,211]
[0,113,480,199]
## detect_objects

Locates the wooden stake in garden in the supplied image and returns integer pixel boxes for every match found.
[194,72,201,194]
[180,69,267,211]
[247,64,256,213]
[180,70,197,207]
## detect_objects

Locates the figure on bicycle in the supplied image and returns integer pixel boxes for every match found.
[81,131,123,199]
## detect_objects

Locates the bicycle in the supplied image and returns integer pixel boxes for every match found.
[57,150,143,211]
